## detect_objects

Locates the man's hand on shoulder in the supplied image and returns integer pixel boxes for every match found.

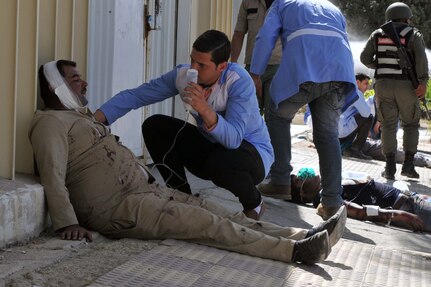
[58,224,94,242]
[94,109,108,125]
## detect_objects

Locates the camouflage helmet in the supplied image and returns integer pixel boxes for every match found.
[385,2,413,21]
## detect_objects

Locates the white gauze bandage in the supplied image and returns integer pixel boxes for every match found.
[364,205,379,216]
[43,61,87,110]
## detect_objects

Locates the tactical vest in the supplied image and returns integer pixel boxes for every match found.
[375,25,414,80]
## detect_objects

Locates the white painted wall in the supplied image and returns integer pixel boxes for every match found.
[86,0,206,157]
[174,0,194,120]
[144,0,177,118]
[87,0,145,155]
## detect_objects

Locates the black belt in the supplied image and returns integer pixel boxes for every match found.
[375,74,410,81]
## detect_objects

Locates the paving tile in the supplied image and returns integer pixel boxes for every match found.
[91,238,431,287]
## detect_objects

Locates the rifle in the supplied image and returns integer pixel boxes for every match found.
[380,21,419,89]
[380,21,430,120]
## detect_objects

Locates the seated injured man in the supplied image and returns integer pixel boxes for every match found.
[29,60,348,265]
[289,168,429,232]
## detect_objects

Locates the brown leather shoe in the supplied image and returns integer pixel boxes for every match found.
[243,201,266,220]
[316,203,342,220]
[257,182,291,200]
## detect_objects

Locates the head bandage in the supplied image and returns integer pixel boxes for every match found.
[43,61,88,110]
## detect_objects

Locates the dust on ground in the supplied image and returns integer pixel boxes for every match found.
[1,232,161,287]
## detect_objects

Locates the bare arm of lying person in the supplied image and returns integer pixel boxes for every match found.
[344,201,425,232]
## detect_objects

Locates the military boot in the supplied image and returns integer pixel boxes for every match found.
[401,151,419,178]
[381,153,396,180]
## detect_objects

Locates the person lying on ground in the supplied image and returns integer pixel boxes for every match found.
[303,118,430,168]
[361,138,431,168]
[28,59,348,265]
[286,168,428,232]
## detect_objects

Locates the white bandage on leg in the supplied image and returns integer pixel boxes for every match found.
[43,61,87,110]
[364,205,379,216]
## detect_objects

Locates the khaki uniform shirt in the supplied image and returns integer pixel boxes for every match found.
[234,0,282,65]
[28,111,308,264]
[29,110,150,231]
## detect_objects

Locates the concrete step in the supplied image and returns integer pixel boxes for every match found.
[0,174,46,248]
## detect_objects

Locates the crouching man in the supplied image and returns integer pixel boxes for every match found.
[29,59,347,265]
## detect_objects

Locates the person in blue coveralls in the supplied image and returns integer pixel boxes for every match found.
[94,30,274,221]
[249,0,357,220]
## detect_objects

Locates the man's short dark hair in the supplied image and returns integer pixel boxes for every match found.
[38,60,76,109]
[192,30,230,66]
[355,73,370,82]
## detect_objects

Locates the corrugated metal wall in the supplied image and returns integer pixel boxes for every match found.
[0,0,88,179]
[0,0,236,180]
[210,0,234,33]
[190,0,235,42]
[145,0,177,117]
[87,0,146,156]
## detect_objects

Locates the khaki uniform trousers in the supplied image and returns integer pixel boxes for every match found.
[374,78,421,154]
[85,183,307,263]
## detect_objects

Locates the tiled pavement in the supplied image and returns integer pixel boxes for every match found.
[90,239,431,287]
[90,124,431,287]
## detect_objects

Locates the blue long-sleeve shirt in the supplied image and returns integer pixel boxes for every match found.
[250,0,356,106]
[98,63,274,175]
[304,89,372,139]
[338,89,372,138]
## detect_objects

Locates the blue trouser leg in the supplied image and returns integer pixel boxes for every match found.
[268,82,346,207]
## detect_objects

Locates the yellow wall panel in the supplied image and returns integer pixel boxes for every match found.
[0,0,90,178]
[55,0,73,59]
[15,0,39,175]
[211,0,233,35]
[38,0,56,65]
[191,0,233,46]
[192,0,211,39]
[37,0,57,110]
[0,1,17,179]
[72,0,88,79]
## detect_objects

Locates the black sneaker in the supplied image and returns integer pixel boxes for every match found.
[292,230,330,265]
